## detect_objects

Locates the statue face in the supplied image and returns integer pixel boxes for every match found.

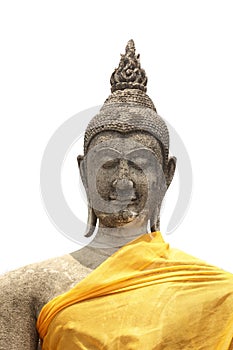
[79,131,174,229]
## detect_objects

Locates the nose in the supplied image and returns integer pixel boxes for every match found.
[110,159,136,200]
[113,178,134,191]
[114,159,133,190]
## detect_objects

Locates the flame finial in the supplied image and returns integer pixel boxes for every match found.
[110,40,148,93]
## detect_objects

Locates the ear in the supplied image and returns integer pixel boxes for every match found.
[166,156,176,188]
[77,154,97,237]
[77,155,87,189]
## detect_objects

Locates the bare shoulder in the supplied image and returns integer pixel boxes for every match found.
[0,253,92,315]
[0,254,91,350]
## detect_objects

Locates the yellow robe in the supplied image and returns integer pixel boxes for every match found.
[37,232,233,349]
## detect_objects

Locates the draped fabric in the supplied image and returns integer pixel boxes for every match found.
[37,232,233,349]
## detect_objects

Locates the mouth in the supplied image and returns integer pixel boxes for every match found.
[110,198,138,214]
[111,198,137,204]
[107,195,139,222]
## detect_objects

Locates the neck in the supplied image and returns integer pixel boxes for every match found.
[90,217,149,249]
[70,219,149,269]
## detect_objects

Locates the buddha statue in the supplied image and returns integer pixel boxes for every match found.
[0,40,233,350]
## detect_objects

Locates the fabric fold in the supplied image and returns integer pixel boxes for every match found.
[37,232,233,350]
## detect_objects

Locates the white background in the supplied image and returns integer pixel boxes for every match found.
[0,1,233,274]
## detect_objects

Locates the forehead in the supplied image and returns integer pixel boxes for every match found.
[87,131,163,163]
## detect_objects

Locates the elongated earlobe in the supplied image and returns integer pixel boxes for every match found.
[77,155,97,237]
[77,155,84,167]
[150,212,160,232]
[85,206,97,237]
[149,199,161,233]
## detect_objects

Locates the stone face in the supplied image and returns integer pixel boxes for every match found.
[84,131,166,232]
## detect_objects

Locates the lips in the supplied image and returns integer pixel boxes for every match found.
[110,197,137,207]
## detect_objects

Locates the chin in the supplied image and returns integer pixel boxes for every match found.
[95,209,139,228]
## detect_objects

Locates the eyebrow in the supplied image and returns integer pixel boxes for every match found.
[96,146,159,156]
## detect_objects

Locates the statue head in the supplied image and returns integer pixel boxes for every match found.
[78,40,176,239]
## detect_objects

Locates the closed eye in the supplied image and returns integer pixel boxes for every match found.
[129,158,152,169]
[102,159,120,169]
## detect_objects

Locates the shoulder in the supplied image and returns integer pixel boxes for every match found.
[0,254,92,316]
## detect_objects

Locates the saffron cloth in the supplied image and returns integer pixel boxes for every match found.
[37,232,233,349]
